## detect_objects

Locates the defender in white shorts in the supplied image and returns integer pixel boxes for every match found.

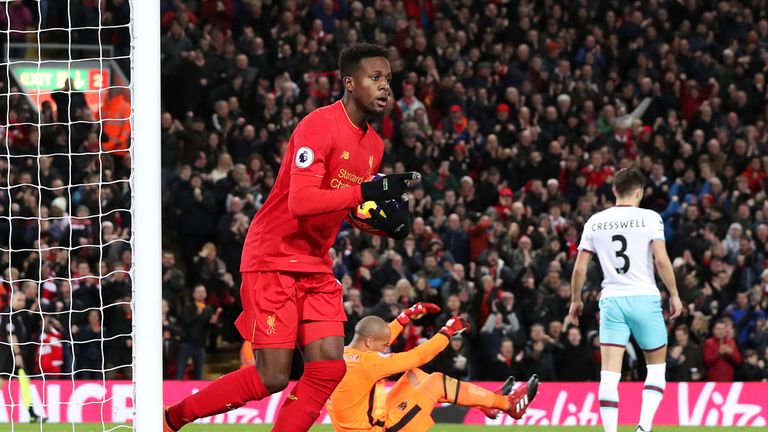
[568,168,682,432]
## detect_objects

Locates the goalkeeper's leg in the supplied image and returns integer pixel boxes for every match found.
[384,371,507,432]
[415,371,509,410]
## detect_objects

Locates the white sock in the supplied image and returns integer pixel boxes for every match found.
[599,371,621,432]
[639,363,666,431]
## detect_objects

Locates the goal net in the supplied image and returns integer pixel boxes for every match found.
[1,0,160,429]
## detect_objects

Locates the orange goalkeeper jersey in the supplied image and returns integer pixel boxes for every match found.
[327,321,449,431]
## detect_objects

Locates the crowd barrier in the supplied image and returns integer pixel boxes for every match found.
[0,381,765,425]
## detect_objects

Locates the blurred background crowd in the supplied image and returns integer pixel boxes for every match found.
[2,0,768,384]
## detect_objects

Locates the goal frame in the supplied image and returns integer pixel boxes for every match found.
[131,0,162,430]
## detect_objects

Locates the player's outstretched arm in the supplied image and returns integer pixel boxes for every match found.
[651,240,682,319]
[370,317,468,379]
[388,302,441,344]
[568,250,593,326]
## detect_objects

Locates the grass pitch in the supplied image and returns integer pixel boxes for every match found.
[6,425,749,431]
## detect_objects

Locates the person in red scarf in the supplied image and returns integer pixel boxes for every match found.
[581,151,614,189]
[740,156,766,194]
[439,105,468,135]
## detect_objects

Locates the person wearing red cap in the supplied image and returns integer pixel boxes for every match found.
[439,104,468,135]
[493,103,516,147]
[495,187,515,223]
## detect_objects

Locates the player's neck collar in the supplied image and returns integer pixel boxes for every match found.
[340,100,367,132]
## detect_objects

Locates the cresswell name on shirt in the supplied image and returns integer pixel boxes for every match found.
[330,168,366,190]
[592,218,647,231]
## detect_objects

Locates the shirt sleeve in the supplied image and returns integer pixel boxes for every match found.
[388,320,404,345]
[290,117,331,178]
[578,218,595,254]
[649,211,665,242]
[364,333,449,380]
[287,118,364,217]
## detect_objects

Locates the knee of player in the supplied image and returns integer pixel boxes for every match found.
[261,371,291,393]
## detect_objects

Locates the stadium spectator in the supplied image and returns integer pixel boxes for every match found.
[486,337,524,381]
[703,320,743,382]
[523,323,557,381]
[555,325,594,381]
[73,310,105,379]
[667,325,706,382]
[175,285,222,380]
[738,349,768,381]
[162,251,186,313]
[162,299,181,379]
[431,334,470,381]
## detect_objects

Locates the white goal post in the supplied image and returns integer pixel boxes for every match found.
[131,0,162,430]
[0,0,162,429]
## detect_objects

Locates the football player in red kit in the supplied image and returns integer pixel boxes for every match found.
[164,43,420,431]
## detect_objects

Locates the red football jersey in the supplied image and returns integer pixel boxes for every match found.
[241,101,384,273]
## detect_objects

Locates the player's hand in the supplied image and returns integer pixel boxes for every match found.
[368,200,410,240]
[568,300,583,326]
[360,172,421,202]
[439,316,470,338]
[397,302,441,325]
[669,295,683,320]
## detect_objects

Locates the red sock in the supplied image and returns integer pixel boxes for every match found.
[167,366,269,430]
[271,360,346,432]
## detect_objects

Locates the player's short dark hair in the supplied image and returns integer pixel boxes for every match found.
[613,167,646,197]
[338,43,389,78]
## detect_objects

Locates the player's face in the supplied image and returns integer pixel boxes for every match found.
[352,57,392,116]
[368,332,391,353]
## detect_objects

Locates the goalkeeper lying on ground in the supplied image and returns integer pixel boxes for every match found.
[326,303,540,431]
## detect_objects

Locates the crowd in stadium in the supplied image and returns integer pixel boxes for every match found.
[2,0,768,384]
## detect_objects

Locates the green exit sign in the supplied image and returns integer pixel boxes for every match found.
[16,67,110,91]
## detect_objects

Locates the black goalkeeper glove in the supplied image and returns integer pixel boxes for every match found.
[367,199,410,240]
[360,172,421,202]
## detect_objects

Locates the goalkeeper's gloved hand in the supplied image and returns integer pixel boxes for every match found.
[360,172,421,202]
[367,199,410,240]
[397,302,441,326]
[439,316,470,338]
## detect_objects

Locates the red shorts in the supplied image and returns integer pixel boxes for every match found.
[235,271,346,349]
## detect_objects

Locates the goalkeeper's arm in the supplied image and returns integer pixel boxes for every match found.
[368,317,468,379]
[387,320,405,345]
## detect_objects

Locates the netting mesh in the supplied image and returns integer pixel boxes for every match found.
[1,0,134,428]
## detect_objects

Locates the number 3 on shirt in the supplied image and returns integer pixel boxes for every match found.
[612,234,630,274]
